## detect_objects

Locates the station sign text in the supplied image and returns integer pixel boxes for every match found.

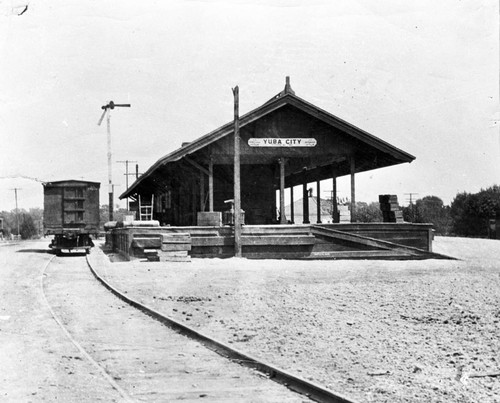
[248,138,317,147]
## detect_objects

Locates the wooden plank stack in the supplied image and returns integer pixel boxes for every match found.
[379,194,404,223]
[144,249,160,262]
[158,232,191,262]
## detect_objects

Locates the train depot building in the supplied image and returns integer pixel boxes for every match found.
[114,78,439,260]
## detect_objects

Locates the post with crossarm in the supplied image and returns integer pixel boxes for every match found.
[117,159,137,211]
[97,101,131,221]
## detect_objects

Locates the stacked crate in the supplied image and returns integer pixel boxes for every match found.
[379,194,404,223]
[158,232,191,262]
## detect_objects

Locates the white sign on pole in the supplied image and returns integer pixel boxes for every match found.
[247,138,317,147]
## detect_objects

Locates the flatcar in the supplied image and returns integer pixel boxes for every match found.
[43,180,100,255]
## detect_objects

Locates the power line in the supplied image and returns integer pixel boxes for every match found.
[404,193,419,205]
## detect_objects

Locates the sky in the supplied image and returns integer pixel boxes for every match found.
[0,0,498,212]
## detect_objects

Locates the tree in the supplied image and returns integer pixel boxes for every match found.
[0,211,13,237]
[416,196,452,235]
[450,186,500,237]
[402,196,451,235]
[19,213,37,239]
[402,204,416,223]
[354,202,383,222]
[1,208,43,239]
[1,209,25,237]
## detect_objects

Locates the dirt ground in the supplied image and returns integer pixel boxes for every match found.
[0,241,125,402]
[92,236,500,403]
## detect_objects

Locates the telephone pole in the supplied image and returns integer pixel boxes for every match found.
[10,188,21,238]
[404,193,418,223]
[232,85,242,257]
[117,160,137,210]
[405,192,419,206]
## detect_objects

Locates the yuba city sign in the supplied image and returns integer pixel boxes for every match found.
[248,138,317,147]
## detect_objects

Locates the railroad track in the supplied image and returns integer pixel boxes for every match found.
[41,253,355,403]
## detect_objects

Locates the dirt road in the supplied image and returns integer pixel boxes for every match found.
[0,240,121,401]
[1,240,313,402]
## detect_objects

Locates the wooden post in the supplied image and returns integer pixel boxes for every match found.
[233,86,242,257]
[279,158,286,224]
[290,186,295,224]
[350,157,356,223]
[200,172,205,211]
[302,169,310,224]
[209,157,214,212]
[192,180,197,223]
[316,180,322,223]
[332,172,338,223]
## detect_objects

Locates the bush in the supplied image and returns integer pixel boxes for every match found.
[354,202,382,222]
[20,214,37,239]
[403,196,452,235]
[450,186,500,237]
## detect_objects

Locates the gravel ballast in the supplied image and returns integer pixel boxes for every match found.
[90,236,500,403]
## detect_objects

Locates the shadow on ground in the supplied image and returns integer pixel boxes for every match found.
[16,249,51,254]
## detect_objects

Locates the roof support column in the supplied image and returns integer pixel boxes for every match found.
[192,180,197,223]
[232,86,242,257]
[200,172,205,211]
[332,170,339,223]
[279,158,287,224]
[350,156,356,223]
[209,157,214,212]
[302,169,310,224]
[290,186,295,224]
[316,180,321,223]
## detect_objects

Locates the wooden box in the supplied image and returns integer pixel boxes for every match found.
[197,212,222,226]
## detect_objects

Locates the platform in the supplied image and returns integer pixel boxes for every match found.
[107,223,451,260]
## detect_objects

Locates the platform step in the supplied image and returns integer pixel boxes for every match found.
[158,250,191,262]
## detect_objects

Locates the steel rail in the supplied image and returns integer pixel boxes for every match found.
[41,255,136,402]
[86,254,357,403]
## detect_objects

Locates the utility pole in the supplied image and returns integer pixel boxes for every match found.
[405,192,418,206]
[97,101,131,221]
[232,85,242,257]
[10,188,21,238]
[117,159,137,211]
[135,164,142,179]
[404,193,418,223]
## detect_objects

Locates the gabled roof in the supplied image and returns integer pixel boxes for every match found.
[120,79,414,199]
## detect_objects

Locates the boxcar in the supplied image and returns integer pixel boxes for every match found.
[43,180,100,254]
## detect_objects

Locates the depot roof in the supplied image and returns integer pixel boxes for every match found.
[120,79,414,199]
